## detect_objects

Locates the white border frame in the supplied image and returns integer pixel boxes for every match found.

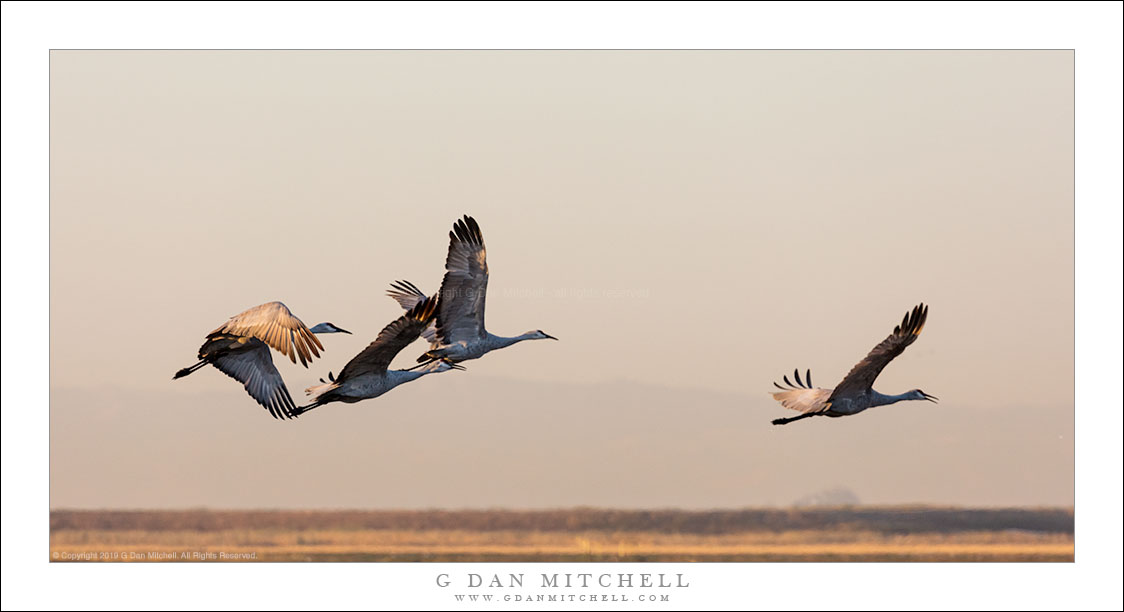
[4,2,1121,610]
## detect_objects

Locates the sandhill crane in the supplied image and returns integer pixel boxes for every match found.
[770,303,937,426]
[173,301,351,419]
[385,215,556,368]
[295,296,462,415]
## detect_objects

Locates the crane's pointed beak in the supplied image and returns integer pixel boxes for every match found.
[922,392,939,403]
[544,333,558,340]
[312,323,351,334]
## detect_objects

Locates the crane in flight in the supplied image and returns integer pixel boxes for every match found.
[385,215,556,368]
[295,296,461,415]
[173,301,350,419]
[770,303,937,426]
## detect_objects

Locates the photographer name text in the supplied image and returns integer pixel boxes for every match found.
[437,573,689,589]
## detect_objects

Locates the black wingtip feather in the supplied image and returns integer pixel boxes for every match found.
[284,393,298,420]
[893,302,930,338]
[265,383,297,420]
[775,368,815,390]
[465,216,482,244]
[404,295,439,324]
[392,279,425,297]
[450,215,484,247]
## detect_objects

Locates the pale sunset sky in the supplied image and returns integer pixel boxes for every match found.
[49,51,1074,509]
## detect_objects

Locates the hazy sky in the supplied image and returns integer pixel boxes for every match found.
[49,51,1073,508]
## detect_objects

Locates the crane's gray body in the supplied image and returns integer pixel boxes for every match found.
[822,390,925,416]
[426,332,541,363]
[308,369,434,404]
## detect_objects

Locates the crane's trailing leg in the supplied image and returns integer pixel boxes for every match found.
[406,357,465,372]
[173,360,207,379]
[405,358,439,372]
[416,347,449,364]
[292,402,319,417]
[772,412,819,426]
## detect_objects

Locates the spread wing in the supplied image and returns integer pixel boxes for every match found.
[335,296,439,381]
[771,368,832,413]
[212,301,324,367]
[435,216,489,345]
[387,279,428,310]
[829,303,929,401]
[210,339,298,419]
[387,280,438,345]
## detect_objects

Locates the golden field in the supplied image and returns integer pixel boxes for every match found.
[49,508,1074,562]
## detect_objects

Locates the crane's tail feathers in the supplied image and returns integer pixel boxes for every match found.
[304,381,338,400]
[173,360,207,380]
[295,381,337,416]
[770,388,832,414]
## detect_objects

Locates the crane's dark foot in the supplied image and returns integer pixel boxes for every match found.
[292,402,319,417]
[173,361,207,379]
[772,413,817,426]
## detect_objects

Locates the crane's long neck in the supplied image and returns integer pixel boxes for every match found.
[386,369,428,388]
[870,390,915,408]
[486,332,536,351]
